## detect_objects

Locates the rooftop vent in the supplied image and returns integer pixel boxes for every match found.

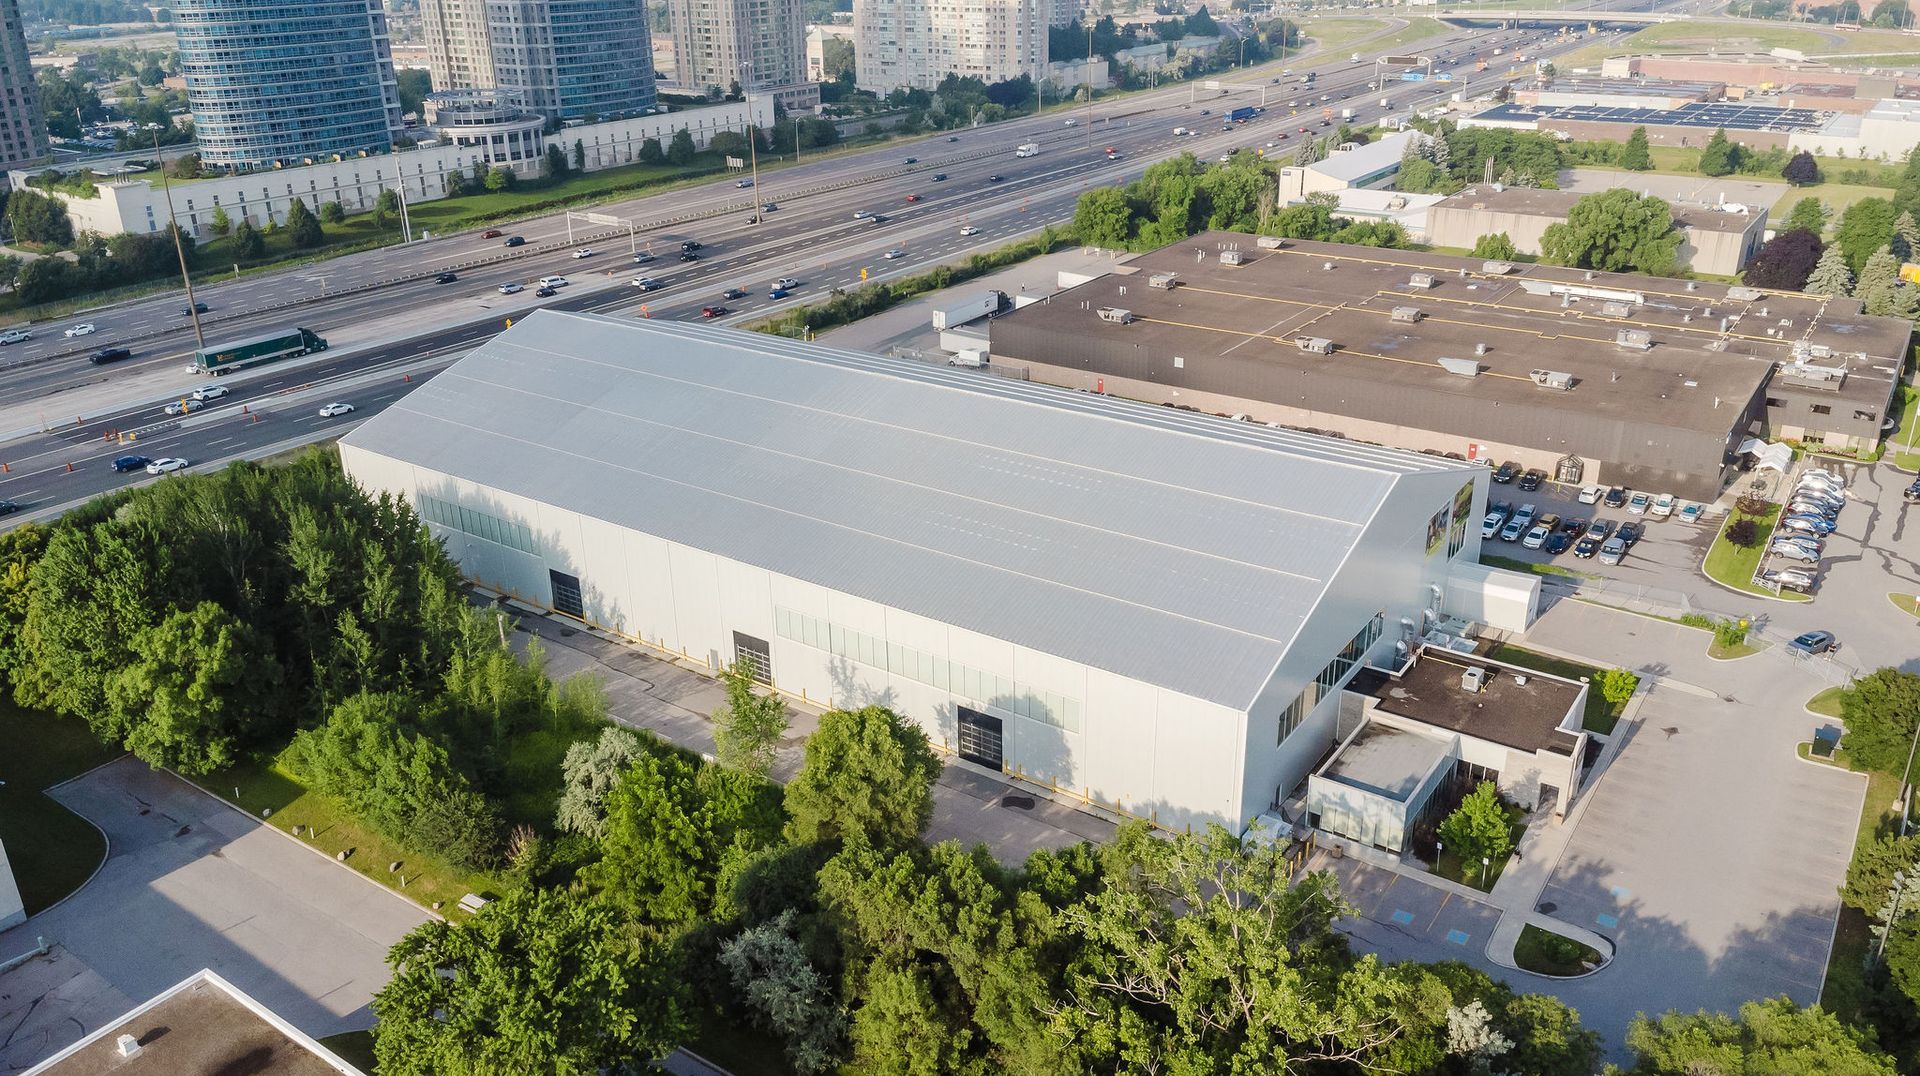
[1687,281,1699,291]
[1391,305,1423,323]
[1482,260,1515,274]
[1460,666,1488,693]
[1096,307,1134,324]
[117,1035,142,1059]
[1475,342,1489,356]
[1530,369,1575,390]
[1601,300,1633,318]
[1256,235,1285,249]
[1296,336,1335,354]
[1220,250,1244,266]
[1727,285,1764,301]
[1148,272,1180,289]
[1408,272,1437,289]
[1323,261,1335,270]
[1616,328,1653,350]
[1437,356,1481,377]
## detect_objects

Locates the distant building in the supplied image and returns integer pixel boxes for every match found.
[669,0,815,112]
[805,24,855,83]
[24,969,364,1075]
[1276,129,1418,201]
[172,0,402,169]
[421,0,659,122]
[855,0,1048,94]
[0,0,48,173]
[1424,184,1769,277]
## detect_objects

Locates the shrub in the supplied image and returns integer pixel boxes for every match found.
[1712,617,1749,651]
[1678,612,1714,630]
[1734,493,1771,516]
[1597,668,1640,706]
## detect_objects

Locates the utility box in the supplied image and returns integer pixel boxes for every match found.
[1220,250,1245,266]
[1390,306,1423,324]
[1296,336,1335,354]
[1616,328,1653,350]
[1097,307,1134,324]
[1148,272,1180,289]
[1408,272,1436,289]
[1601,300,1633,318]
[1530,369,1574,390]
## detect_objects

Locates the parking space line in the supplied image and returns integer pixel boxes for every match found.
[1424,890,1452,932]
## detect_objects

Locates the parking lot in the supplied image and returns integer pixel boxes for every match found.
[1479,474,1719,585]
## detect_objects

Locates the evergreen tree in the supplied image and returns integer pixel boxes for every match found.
[1896,210,1920,262]
[1785,196,1827,235]
[1804,243,1855,296]
[1698,128,1739,177]
[285,198,324,249]
[1621,126,1652,171]
[1856,245,1900,303]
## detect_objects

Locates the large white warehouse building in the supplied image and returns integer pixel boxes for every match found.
[339,313,1530,832]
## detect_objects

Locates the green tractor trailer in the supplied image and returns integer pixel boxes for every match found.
[193,327,328,374]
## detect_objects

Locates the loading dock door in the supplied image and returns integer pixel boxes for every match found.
[548,570,584,619]
[733,631,773,685]
[957,706,1004,771]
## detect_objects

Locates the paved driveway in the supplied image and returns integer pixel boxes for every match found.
[0,758,428,1070]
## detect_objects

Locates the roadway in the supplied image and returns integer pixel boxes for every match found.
[0,10,1667,522]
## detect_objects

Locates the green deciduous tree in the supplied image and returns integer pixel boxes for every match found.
[1787,196,1829,235]
[105,601,280,773]
[6,189,73,246]
[1622,125,1653,171]
[1073,185,1133,248]
[668,127,697,166]
[1437,781,1513,872]
[1621,997,1895,1075]
[1539,188,1681,275]
[1805,243,1855,297]
[1843,833,1920,918]
[373,187,401,228]
[320,200,346,224]
[372,886,688,1075]
[784,705,941,849]
[208,205,231,236]
[555,724,649,837]
[712,661,789,778]
[1698,128,1741,177]
[285,197,324,249]
[1840,669,1920,776]
[1598,668,1640,706]
[1837,197,1897,274]
[484,166,514,192]
[639,136,665,165]
[1471,232,1518,260]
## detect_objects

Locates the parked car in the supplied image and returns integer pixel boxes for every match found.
[1798,476,1844,496]
[1518,469,1545,491]
[1492,461,1520,484]
[1535,513,1562,534]
[1770,536,1823,558]
[1574,532,1604,558]
[318,402,356,417]
[1627,492,1651,514]
[1764,567,1817,591]
[1616,521,1644,547]
[1499,515,1528,542]
[1543,531,1573,555]
[191,384,229,401]
[1480,509,1507,539]
[1803,468,1846,485]
[1603,486,1628,508]
[1781,514,1835,535]
[1522,523,1551,549]
[1788,630,1840,655]
[1905,478,1920,503]
[1560,517,1588,539]
[1677,503,1704,524]
[1577,485,1601,504]
[112,454,152,472]
[1650,492,1675,519]
[1598,536,1628,565]
[145,457,188,474]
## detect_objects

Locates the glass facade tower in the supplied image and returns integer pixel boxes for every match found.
[0,0,48,169]
[173,0,403,168]
[486,0,656,121]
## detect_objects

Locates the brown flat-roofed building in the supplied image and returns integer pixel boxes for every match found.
[1425,184,1770,277]
[987,234,1908,499]
[25,970,363,1076]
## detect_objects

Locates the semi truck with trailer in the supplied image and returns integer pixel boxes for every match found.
[1227,106,1257,123]
[930,290,1007,330]
[193,327,328,374]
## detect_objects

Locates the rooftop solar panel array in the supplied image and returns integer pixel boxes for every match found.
[1475,100,1829,132]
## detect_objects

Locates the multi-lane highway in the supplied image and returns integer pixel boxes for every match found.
[0,12,1658,522]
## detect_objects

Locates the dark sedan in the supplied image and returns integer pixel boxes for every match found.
[113,455,152,472]
[1617,521,1645,547]
[1604,486,1628,508]
[1518,469,1545,491]
[1543,531,1572,555]
[0,499,18,515]
[1492,461,1520,484]
[1789,631,1839,655]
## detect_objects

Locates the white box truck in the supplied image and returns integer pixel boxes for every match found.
[1015,143,1040,157]
[930,290,1004,330]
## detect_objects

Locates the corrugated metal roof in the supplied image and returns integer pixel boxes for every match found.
[343,312,1462,708]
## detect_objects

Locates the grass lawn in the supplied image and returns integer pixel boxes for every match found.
[1769,182,1901,230]
[1889,593,1920,622]
[1707,636,1762,660]
[1558,21,1920,71]
[1808,745,1903,1023]
[1704,502,1811,602]
[0,700,124,915]
[1478,553,1596,580]
[317,1031,377,1072]
[195,747,509,916]
[1513,923,1604,976]
[1890,383,1920,472]
[1484,643,1627,735]
[1807,686,1847,719]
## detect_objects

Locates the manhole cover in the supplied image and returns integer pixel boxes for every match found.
[559,628,577,637]
[1537,901,1557,914]
[1001,795,1035,811]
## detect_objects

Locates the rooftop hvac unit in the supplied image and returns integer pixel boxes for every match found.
[1437,356,1481,377]
[1460,666,1488,693]
[1601,300,1633,318]
[1256,235,1285,249]
[1408,272,1437,289]
[1482,260,1516,275]
[1387,194,1408,210]
[1097,307,1134,324]
[1782,362,1848,386]
[1530,368,1575,390]
[1474,342,1488,356]
[1148,272,1180,289]
[1220,250,1245,266]
[1616,328,1653,350]
[1808,343,1832,358]
[1391,305,1423,323]
[1727,285,1764,301]
[1296,336,1335,354]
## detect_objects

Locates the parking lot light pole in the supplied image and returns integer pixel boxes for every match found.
[1879,870,1914,962]
[1897,719,1920,838]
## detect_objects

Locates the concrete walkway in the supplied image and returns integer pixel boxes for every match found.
[502,599,1116,864]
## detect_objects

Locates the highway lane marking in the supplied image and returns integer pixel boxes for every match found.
[206,437,235,447]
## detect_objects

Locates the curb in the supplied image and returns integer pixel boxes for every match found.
[11,752,132,925]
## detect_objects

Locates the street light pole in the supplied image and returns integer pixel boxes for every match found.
[1897,717,1920,837]
[1085,19,1095,150]
[742,60,762,219]
[150,126,205,354]
[1879,870,1914,962]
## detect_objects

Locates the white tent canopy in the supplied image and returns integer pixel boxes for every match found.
[1737,438,1793,474]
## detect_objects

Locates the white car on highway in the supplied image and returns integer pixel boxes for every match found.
[571,248,596,259]
[538,275,569,289]
[884,248,906,259]
[163,398,204,416]
[318,402,357,418]
[191,384,230,401]
[0,329,31,344]
[497,282,525,294]
[64,323,96,338]
[959,226,980,236]
[145,457,189,474]
[775,277,800,289]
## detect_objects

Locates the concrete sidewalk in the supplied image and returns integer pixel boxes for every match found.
[503,600,1114,864]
